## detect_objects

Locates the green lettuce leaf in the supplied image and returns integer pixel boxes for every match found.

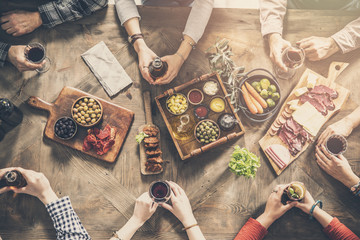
[228,146,261,178]
[136,132,149,144]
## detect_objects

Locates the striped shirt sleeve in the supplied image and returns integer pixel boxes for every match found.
[0,42,11,67]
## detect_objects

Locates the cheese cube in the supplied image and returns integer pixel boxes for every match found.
[307,72,318,89]
[294,87,308,97]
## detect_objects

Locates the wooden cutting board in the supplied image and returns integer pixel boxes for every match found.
[27,86,134,163]
[259,62,350,175]
[138,91,163,175]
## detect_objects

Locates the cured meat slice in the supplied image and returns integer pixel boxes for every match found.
[143,126,159,137]
[146,148,162,156]
[269,144,291,165]
[284,118,303,135]
[82,124,117,155]
[311,85,338,99]
[300,94,327,116]
[145,162,163,172]
[147,156,164,164]
[144,143,159,148]
[143,137,159,144]
[265,148,285,169]
[308,93,335,111]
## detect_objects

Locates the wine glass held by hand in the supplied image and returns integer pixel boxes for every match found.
[24,43,51,73]
[274,45,305,80]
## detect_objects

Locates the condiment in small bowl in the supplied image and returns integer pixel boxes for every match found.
[187,89,204,105]
[194,119,220,144]
[203,80,219,96]
[166,93,188,115]
[194,105,209,120]
[217,113,237,131]
[71,96,103,127]
[209,96,226,113]
[54,117,77,140]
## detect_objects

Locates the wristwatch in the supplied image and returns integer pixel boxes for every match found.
[128,33,144,45]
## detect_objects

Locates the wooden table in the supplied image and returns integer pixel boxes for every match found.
[0,6,359,240]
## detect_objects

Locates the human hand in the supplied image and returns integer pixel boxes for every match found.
[136,43,157,85]
[297,36,339,61]
[132,192,158,225]
[7,45,44,72]
[268,33,291,72]
[1,167,58,205]
[161,181,196,227]
[293,190,315,214]
[0,10,42,37]
[315,145,359,188]
[154,54,184,85]
[317,119,353,146]
[256,184,297,229]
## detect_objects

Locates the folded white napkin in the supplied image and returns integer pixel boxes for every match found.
[81,41,133,97]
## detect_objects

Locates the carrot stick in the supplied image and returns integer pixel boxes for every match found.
[245,82,268,109]
[241,85,258,114]
[249,94,263,114]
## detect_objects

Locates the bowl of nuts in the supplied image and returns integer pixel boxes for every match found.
[71,96,103,127]
[166,93,188,115]
[194,119,220,144]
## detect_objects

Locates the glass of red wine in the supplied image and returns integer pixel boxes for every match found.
[149,181,171,203]
[24,42,51,73]
[275,46,305,80]
[325,134,348,155]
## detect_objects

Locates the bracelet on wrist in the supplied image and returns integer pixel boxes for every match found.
[182,223,198,231]
[128,33,144,45]
[180,37,196,50]
[309,200,323,220]
[350,180,360,195]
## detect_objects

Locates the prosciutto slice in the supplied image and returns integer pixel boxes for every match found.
[311,85,338,99]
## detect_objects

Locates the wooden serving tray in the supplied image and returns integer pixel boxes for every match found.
[27,87,134,163]
[155,72,245,160]
[259,62,350,175]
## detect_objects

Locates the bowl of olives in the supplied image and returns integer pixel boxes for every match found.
[194,120,220,144]
[238,68,281,122]
[71,96,103,127]
[166,93,188,115]
[54,117,77,140]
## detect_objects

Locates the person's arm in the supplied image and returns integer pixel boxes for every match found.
[318,106,360,146]
[295,191,359,240]
[331,17,360,54]
[234,184,296,240]
[162,181,206,240]
[110,192,158,240]
[0,167,91,239]
[155,0,213,85]
[315,145,360,191]
[38,0,108,28]
[259,0,291,72]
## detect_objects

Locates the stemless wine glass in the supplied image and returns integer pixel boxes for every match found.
[24,42,51,73]
[149,180,171,203]
[274,46,305,80]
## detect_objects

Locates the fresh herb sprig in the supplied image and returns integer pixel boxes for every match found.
[136,132,149,144]
[206,38,246,112]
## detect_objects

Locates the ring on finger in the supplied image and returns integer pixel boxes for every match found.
[271,189,278,193]
[142,66,148,69]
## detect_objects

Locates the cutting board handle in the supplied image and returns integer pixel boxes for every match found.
[143,91,153,124]
[27,96,54,112]
[327,62,349,83]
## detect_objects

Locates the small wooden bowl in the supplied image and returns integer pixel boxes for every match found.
[71,96,103,127]
[202,79,219,96]
[54,117,77,140]
[187,88,204,105]
[166,93,188,116]
[194,119,221,144]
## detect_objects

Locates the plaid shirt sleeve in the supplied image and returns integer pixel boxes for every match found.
[0,42,11,67]
[46,196,91,240]
[38,0,108,28]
